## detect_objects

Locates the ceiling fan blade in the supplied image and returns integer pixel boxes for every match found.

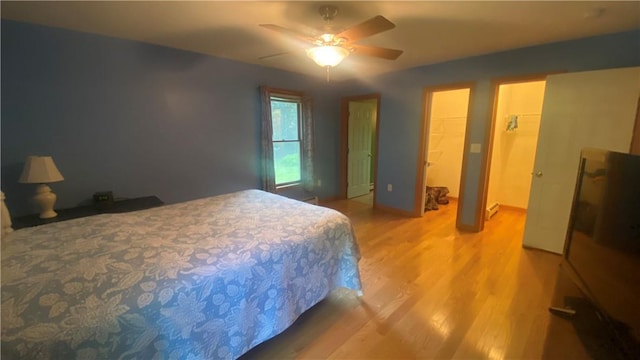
[351,44,403,60]
[259,24,315,44]
[258,51,291,60]
[336,15,395,43]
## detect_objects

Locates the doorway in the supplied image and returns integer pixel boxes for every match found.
[417,85,472,218]
[340,94,380,207]
[485,80,547,222]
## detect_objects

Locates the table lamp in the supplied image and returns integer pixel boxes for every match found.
[19,156,64,219]
[1,191,13,237]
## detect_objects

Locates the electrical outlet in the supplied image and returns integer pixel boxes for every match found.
[387,184,393,192]
[317,179,322,187]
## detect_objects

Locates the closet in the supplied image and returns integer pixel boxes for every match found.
[486,80,546,217]
[421,88,470,214]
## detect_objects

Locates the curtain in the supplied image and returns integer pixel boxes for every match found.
[260,86,276,193]
[301,95,315,192]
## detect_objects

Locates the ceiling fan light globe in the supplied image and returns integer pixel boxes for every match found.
[307,46,350,67]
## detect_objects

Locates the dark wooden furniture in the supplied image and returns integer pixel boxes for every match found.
[12,196,164,230]
[543,264,599,359]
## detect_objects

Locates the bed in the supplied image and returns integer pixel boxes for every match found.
[1,189,362,359]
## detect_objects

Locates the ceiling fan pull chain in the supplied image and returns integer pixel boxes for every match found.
[326,66,331,82]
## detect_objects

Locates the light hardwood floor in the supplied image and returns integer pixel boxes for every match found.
[242,198,563,359]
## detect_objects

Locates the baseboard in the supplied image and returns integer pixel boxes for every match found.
[302,196,319,205]
[374,203,416,217]
[499,204,527,213]
[318,195,340,204]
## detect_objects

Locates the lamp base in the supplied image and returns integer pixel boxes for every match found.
[34,184,58,219]
[1,191,14,236]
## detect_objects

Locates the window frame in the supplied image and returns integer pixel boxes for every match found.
[260,85,314,194]
[270,94,303,188]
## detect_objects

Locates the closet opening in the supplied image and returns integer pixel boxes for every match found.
[416,85,473,220]
[483,78,547,224]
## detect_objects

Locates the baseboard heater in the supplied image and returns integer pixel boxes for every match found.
[302,196,319,205]
[486,202,499,220]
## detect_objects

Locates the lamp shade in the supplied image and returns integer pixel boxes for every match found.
[306,45,350,67]
[19,156,64,184]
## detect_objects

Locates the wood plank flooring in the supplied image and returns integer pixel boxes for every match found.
[241,198,563,359]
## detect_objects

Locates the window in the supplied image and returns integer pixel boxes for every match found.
[260,86,314,193]
[271,97,302,186]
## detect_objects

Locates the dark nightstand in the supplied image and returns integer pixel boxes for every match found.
[12,196,164,230]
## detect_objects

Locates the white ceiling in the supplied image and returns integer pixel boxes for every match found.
[2,1,639,81]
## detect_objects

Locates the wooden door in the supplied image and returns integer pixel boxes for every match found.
[347,102,375,198]
[522,67,640,253]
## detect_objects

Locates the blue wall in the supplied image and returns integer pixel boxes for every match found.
[1,20,342,216]
[340,30,640,224]
[3,19,639,223]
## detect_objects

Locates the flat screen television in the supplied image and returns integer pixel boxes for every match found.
[561,147,640,359]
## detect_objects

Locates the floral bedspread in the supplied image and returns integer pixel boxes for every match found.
[1,189,362,359]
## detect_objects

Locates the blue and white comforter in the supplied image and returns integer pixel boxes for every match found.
[1,189,362,359]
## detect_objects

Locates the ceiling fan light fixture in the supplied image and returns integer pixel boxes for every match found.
[306,45,350,67]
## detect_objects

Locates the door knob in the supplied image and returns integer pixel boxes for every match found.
[534,171,543,177]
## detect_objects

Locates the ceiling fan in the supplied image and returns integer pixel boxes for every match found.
[259,5,403,71]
